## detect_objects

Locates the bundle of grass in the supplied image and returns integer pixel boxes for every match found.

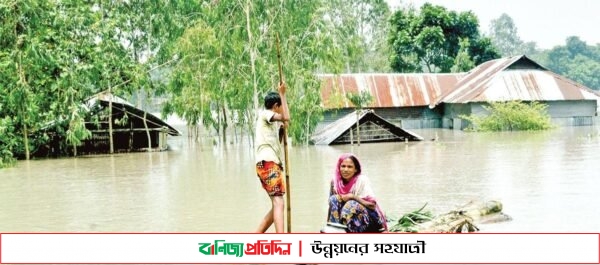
[388,203,433,232]
[388,200,510,233]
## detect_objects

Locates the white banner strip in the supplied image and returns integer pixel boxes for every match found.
[1,233,598,264]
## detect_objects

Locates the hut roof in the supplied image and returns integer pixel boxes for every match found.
[310,109,423,145]
[318,73,463,109]
[86,92,181,136]
[431,55,600,107]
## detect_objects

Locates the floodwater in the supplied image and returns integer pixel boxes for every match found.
[1,126,600,233]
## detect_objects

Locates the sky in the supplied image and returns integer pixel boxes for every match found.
[386,0,600,49]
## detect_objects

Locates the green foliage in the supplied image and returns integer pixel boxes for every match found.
[0,117,17,168]
[461,101,553,132]
[325,86,347,109]
[162,0,382,145]
[320,0,392,73]
[533,36,600,90]
[0,0,157,163]
[65,112,91,147]
[346,90,374,109]
[451,38,475,73]
[389,3,499,73]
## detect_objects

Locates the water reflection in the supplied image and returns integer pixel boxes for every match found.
[1,126,599,232]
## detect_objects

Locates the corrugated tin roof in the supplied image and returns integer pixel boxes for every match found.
[318,73,464,108]
[310,109,423,145]
[86,91,133,107]
[319,56,600,110]
[432,55,600,106]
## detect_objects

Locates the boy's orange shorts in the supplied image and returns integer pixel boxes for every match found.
[255,161,286,196]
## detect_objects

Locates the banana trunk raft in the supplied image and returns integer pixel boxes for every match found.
[388,200,512,233]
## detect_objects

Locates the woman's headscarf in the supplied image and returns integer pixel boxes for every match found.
[333,153,362,195]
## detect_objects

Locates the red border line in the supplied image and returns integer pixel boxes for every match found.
[1,232,598,234]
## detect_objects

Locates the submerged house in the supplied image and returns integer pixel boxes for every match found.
[316,55,600,131]
[431,55,600,129]
[317,73,463,131]
[310,109,423,145]
[80,92,181,154]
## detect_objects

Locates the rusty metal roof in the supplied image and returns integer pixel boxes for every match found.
[318,73,463,108]
[310,109,423,145]
[432,55,600,106]
[319,56,600,110]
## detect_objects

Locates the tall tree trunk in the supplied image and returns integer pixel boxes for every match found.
[129,122,133,151]
[18,53,30,160]
[108,87,114,154]
[245,109,254,146]
[356,110,361,146]
[199,113,204,143]
[305,113,310,145]
[143,111,151,151]
[22,124,30,160]
[245,0,258,145]
[221,105,227,144]
[140,32,152,151]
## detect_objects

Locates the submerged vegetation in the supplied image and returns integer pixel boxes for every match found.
[461,101,553,132]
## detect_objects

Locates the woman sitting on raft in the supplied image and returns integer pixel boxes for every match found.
[327,153,387,233]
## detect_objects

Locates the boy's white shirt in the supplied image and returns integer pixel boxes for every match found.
[255,109,283,164]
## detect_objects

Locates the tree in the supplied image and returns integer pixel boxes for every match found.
[320,0,391,73]
[1,0,49,160]
[535,36,600,90]
[346,90,373,146]
[564,55,600,91]
[164,19,221,141]
[0,117,18,168]
[161,0,395,145]
[162,0,333,145]
[1,0,152,160]
[451,38,475,73]
[389,3,499,73]
[487,13,538,57]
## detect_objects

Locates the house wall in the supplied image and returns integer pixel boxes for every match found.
[442,100,598,129]
[80,131,161,154]
[466,100,597,117]
[443,103,472,118]
[545,100,597,117]
[317,100,598,133]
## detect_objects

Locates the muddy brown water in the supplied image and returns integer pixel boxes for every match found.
[1,126,599,233]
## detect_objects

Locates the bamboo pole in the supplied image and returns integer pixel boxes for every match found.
[276,33,292,233]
